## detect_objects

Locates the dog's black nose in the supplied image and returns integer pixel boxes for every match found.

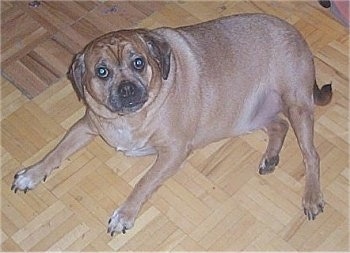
[108,81,147,113]
[118,82,137,98]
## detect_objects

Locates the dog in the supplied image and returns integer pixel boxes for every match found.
[12,13,332,236]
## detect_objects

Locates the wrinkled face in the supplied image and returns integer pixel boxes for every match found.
[86,36,150,114]
[68,30,171,116]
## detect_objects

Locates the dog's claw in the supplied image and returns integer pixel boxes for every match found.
[11,185,31,194]
[319,204,324,213]
[43,175,47,182]
[107,225,127,236]
[14,169,26,179]
[312,213,315,220]
[305,210,315,221]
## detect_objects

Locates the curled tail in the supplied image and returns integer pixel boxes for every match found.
[313,81,332,106]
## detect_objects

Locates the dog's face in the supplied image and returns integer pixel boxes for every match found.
[68,30,171,116]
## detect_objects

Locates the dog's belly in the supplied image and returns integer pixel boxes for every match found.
[233,89,283,135]
[123,147,157,157]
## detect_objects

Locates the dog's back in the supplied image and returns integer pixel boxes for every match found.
[154,14,317,146]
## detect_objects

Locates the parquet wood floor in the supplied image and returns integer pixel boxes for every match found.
[1,1,349,251]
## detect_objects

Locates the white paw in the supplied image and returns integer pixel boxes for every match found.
[107,207,136,236]
[11,168,48,193]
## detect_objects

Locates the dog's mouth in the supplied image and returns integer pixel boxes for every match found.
[107,81,148,114]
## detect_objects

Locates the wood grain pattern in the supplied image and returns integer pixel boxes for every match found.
[1,1,348,251]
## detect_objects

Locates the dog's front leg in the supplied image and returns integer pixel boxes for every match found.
[11,115,97,193]
[107,146,189,236]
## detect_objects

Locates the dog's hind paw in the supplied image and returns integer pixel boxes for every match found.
[302,188,325,220]
[258,155,279,175]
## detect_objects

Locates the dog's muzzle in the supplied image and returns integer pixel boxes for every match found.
[108,81,148,113]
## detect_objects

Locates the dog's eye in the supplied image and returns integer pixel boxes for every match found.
[133,57,145,71]
[96,66,109,78]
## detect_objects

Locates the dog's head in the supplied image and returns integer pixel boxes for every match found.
[68,30,171,116]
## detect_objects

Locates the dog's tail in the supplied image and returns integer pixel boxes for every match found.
[313,81,332,106]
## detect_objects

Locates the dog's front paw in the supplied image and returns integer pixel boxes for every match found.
[302,187,324,220]
[107,206,137,236]
[11,167,49,193]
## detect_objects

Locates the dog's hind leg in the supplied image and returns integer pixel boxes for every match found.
[287,105,324,220]
[258,117,289,175]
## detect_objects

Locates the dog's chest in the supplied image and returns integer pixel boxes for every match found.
[97,120,155,156]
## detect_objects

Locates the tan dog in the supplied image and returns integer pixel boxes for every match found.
[12,13,332,236]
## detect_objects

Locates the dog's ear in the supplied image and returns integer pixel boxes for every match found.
[67,53,85,101]
[139,31,171,80]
